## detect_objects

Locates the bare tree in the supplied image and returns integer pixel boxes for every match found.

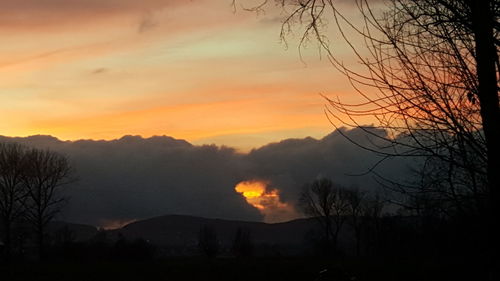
[232,227,254,258]
[330,186,349,252]
[345,187,366,256]
[362,192,385,256]
[21,148,72,260]
[0,143,27,260]
[236,0,499,271]
[299,178,349,254]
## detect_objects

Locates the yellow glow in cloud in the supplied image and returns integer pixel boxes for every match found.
[235,180,267,209]
[235,180,297,223]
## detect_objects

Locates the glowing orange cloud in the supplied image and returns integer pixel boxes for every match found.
[235,180,268,210]
[235,180,298,223]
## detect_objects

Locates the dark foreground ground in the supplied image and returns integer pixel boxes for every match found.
[0,256,485,281]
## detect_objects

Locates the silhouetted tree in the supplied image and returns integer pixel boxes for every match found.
[345,187,366,256]
[237,1,499,273]
[53,225,76,246]
[198,225,219,258]
[299,178,348,254]
[0,143,27,261]
[362,192,385,256]
[231,227,253,258]
[21,148,72,260]
[87,229,112,260]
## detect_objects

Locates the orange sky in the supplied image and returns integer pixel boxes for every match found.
[0,0,367,151]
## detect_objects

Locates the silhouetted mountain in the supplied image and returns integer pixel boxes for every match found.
[104,214,352,256]
[114,214,314,246]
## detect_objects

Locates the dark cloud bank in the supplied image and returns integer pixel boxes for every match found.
[0,128,412,227]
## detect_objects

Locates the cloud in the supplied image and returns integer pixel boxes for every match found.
[0,134,261,227]
[91,67,108,75]
[0,0,196,28]
[138,11,158,33]
[245,127,412,204]
[0,127,412,227]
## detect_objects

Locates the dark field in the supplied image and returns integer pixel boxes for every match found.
[1,257,483,281]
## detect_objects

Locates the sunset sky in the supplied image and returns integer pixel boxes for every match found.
[0,0,367,151]
[0,0,399,226]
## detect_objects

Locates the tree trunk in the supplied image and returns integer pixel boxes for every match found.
[355,227,361,257]
[36,219,45,261]
[470,1,500,279]
[332,225,340,253]
[324,218,332,256]
[2,220,12,262]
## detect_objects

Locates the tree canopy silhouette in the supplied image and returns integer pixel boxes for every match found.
[0,143,27,260]
[235,0,499,276]
[22,148,72,260]
[299,178,348,254]
[0,143,73,261]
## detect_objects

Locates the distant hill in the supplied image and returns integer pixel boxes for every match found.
[107,214,355,256]
[48,221,99,242]
[114,215,316,245]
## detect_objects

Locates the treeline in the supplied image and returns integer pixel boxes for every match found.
[45,230,156,262]
[298,177,488,261]
[18,225,254,262]
[0,143,72,261]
